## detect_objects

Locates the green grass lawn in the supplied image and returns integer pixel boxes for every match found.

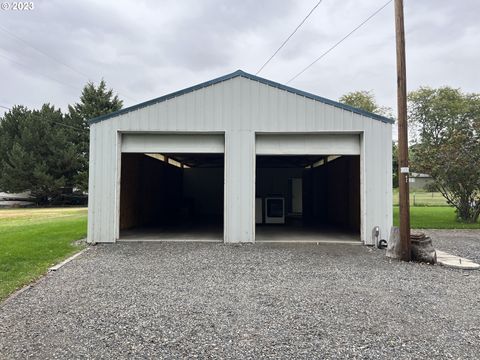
[0,207,87,301]
[393,206,480,229]
[393,188,449,206]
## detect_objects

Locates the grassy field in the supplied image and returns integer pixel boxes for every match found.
[0,207,87,301]
[393,189,448,206]
[393,206,480,229]
[392,189,479,228]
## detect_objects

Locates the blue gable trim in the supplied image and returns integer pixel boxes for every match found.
[89,70,394,125]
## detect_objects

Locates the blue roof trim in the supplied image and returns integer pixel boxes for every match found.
[89,70,394,125]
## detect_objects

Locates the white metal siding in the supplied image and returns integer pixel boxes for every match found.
[224,131,255,243]
[121,133,225,153]
[88,121,118,244]
[88,76,392,245]
[255,134,360,155]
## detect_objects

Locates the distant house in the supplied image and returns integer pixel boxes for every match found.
[409,173,433,190]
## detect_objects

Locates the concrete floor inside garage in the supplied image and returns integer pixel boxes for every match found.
[255,155,361,243]
[119,153,224,241]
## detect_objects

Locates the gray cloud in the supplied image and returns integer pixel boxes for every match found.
[0,0,479,127]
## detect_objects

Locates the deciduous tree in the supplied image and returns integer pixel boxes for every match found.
[340,91,397,186]
[409,87,480,223]
[339,90,391,117]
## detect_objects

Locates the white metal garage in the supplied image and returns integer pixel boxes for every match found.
[88,70,393,245]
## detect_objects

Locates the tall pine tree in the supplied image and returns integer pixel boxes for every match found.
[67,80,123,191]
[0,105,79,204]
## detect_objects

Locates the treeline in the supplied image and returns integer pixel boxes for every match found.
[0,81,122,205]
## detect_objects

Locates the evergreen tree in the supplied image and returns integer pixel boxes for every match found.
[0,105,79,204]
[67,80,123,191]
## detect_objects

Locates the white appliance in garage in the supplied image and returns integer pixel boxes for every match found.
[264,197,285,224]
[255,198,263,224]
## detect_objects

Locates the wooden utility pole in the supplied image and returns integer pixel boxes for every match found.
[395,0,411,261]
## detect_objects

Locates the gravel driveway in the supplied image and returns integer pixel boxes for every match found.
[1,233,479,359]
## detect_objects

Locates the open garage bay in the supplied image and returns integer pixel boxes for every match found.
[119,153,224,241]
[255,155,361,243]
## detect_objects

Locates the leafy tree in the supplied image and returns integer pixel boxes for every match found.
[392,142,399,188]
[409,87,480,223]
[0,105,79,204]
[66,80,123,191]
[339,90,391,117]
[340,91,397,186]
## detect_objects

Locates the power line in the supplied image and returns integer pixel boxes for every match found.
[50,120,84,131]
[0,25,91,81]
[286,0,394,84]
[0,105,11,110]
[256,0,324,75]
[0,26,138,103]
[0,50,137,107]
[0,51,81,91]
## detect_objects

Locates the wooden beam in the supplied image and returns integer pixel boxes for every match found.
[395,0,411,261]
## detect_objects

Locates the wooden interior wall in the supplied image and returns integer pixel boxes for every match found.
[119,154,182,231]
[302,166,326,225]
[304,156,360,231]
[141,155,183,226]
[120,153,142,230]
[349,156,361,230]
[183,168,224,222]
[325,156,360,231]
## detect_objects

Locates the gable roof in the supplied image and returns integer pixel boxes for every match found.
[90,70,394,125]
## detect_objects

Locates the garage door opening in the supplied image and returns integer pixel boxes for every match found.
[119,153,224,241]
[255,155,360,243]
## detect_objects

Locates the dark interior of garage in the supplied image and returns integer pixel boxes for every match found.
[255,155,360,242]
[119,153,224,240]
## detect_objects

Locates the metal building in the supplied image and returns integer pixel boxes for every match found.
[88,70,393,245]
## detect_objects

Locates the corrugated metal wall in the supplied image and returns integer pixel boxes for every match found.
[88,76,392,245]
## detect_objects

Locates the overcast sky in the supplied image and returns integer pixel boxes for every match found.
[0,0,479,122]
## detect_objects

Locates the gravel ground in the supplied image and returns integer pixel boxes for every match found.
[427,229,480,264]
[1,235,479,359]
